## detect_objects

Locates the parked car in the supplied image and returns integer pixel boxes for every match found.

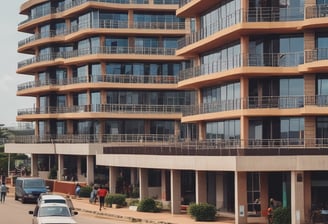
[37,193,75,212]
[28,203,78,224]
[15,177,48,203]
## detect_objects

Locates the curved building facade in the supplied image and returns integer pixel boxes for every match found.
[6,0,328,223]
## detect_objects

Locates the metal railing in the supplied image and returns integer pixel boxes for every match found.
[178,52,304,82]
[306,4,328,19]
[17,74,178,91]
[183,95,328,116]
[15,95,328,117]
[17,46,177,69]
[7,135,328,155]
[18,20,186,48]
[19,0,179,26]
[177,7,304,49]
[17,104,185,116]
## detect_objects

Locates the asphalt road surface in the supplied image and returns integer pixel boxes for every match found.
[0,197,130,224]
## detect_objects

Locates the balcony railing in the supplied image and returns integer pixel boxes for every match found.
[178,0,192,7]
[178,52,304,82]
[18,20,186,48]
[177,7,304,49]
[183,95,328,116]
[16,95,328,117]
[306,4,328,19]
[17,46,177,69]
[17,74,178,91]
[17,104,185,116]
[7,135,328,155]
[19,0,179,26]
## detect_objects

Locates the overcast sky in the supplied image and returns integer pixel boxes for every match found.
[0,0,35,127]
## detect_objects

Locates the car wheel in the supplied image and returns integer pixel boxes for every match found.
[15,194,18,200]
[21,197,25,204]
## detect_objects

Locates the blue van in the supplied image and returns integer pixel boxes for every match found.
[15,177,48,203]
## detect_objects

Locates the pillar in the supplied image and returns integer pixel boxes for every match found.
[303,172,312,223]
[216,173,224,209]
[196,171,207,203]
[171,169,181,214]
[260,172,269,216]
[291,171,305,224]
[130,168,138,186]
[86,155,94,185]
[139,168,148,199]
[31,154,38,177]
[161,170,167,201]
[235,171,248,224]
[109,166,118,194]
[57,154,64,181]
[77,156,81,177]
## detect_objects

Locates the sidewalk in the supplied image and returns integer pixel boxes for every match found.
[70,196,236,224]
[7,185,268,224]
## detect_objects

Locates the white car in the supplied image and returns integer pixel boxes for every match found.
[38,193,75,212]
[29,203,78,224]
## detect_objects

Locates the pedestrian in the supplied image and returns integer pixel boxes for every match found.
[75,183,81,198]
[0,182,7,203]
[97,185,108,211]
[89,185,98,204]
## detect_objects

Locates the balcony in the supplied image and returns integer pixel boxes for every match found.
[178,52,303,82]
[18,20,186,48]
[6,135,328,156]
[177,7,304,49]
[17,75,178,92]
[17,46,177,69]
[183,95,328,116]
[17,104,185,116]
[19,0,178,26]
[306,4,328,19]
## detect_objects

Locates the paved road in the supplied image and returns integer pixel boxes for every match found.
[0,197,129,224]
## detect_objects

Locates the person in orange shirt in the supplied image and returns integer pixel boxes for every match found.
[97,185,108,211]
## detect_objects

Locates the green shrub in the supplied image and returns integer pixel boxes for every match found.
[187,203,217,221]
[79,185,92,198]
[137,198,160,213]
[105,194,126,207]
[273,207,291,224]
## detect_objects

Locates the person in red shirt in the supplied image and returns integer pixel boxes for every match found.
[97,185,108,211]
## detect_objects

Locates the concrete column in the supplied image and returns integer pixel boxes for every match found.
[196,171,207,203]
[161,170,167,201]
[109,166,118,194]
[260,172,269,216]
[303,172,312,223]
[86,155,94,185]
[235,171,248,224]
[291,171,305,224]
[31,154,38,177]
[171,169,181,214]
[77,156,81,176]
[139,168,148,199]
[130,168,138,186]
[216,173,224,209]
[57,154,64,181]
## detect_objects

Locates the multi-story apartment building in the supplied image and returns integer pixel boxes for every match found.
[173,0,328,223]
[6,0,328,223]
[7,0,195,203]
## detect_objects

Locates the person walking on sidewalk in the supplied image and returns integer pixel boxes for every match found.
[0,182,8,203]
[97,185,108,211]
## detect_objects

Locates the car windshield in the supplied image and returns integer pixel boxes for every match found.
[38,206,70,217]
[24,179,45,188]
[43,199,66,204]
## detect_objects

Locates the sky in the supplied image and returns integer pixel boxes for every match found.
[0,0,35,127]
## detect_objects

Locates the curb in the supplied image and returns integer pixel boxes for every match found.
[75,207,176,224]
